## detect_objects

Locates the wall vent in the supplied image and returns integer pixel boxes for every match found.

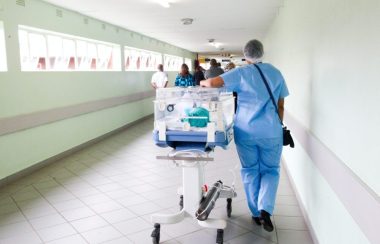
[102,23,106,30]
[83,18,88,24]
[16,0,25,7]
[56,9,63,17]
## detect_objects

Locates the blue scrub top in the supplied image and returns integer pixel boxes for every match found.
[221,63,289,140]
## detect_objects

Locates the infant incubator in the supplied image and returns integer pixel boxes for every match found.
[150,87,237,244]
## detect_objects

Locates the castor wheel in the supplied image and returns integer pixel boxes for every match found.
[179,195,183,210]
[151,223,160,244]
[216,229,224,244]
[226,198,232,218]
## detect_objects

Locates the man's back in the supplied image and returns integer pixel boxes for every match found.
[151,71,168,88]
[205,66,224,79]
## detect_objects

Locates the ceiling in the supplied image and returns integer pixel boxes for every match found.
[43,0,283,56]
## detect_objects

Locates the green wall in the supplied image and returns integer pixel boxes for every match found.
[0,0,196,181]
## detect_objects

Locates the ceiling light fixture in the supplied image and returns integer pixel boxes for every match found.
[158,1,170,8]
[181,18,194,25]
[207,39,222,49]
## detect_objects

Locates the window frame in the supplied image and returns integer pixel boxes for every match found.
[18,25,122,72]
[0,21,8,72]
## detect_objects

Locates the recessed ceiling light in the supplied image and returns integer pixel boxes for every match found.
[158,1,170,8]
[181,18,194,25]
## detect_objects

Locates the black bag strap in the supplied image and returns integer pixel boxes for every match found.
[254,64,283,126]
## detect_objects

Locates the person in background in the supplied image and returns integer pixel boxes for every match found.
[224,62,237,112]
[201,39,289,233]
[175,63,195,87]
[194,65,206,86]
[204,59,224,79]
[224,62,236,72]
[151,64,168,89]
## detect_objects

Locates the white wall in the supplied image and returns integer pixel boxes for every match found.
[264,0,379,243]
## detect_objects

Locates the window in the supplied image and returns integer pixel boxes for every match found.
[124,46,162,71]
[18,25,121,71]
[164,54,183,71]
[0,21,7,71]
[185,58,192,71]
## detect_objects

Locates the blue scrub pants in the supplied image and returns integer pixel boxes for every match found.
[235,137,283,216]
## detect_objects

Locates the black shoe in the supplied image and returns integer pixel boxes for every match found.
[252,216,261,226]
[259,210,274,232]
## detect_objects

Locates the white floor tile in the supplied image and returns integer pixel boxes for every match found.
[0,231,42,244]
[0,196,14,205]
[52,199,86,212]
[274,216,308,231]
[228,232,276,244]
[101,236,133,244]
[113,217,151,235]
[273,205,303,217]
[96,183,125,193]
[70,215,109,232]
[81,225,123,244]
[29,213,67,230]
[277,229,314,244]
[100,208,137,224]
[0,221,35,239]
[22,205,58,219]
[105,189,135,199]
[89,200,123,214]
[275,195,299,206]
[175,229,215,244]
[129,184,157,194]
[0,203,19,215]
[80,193,112,205]
[116,195,148,207]
[60,206,96,221]
[127,202,162,216]
[0,211,26,226]
[37,223,77,242]
[11,188,41,202]
[17,198,52,210]
[45,234,87,244]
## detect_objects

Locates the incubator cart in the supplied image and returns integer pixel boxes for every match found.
[151,87,237,244]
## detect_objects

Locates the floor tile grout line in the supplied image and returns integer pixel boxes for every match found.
[10,189,50,244]
[34,160,169,243]
[37,176,134,243]
[29,184,89,244]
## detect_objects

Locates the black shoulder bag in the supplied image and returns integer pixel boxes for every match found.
[254,64,295,148]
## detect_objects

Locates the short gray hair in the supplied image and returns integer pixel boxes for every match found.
[243,39,264,62]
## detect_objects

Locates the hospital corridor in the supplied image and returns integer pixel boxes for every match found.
[0,0,379,244]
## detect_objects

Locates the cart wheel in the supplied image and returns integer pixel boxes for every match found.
[179,195,184,210]
[151,223,160,244]
[216,229,224,244]
[226,198,232,218]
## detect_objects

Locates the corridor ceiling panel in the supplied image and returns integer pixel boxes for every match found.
[43,0,284,55]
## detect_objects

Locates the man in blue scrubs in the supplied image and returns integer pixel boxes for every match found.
[201,39,289,232]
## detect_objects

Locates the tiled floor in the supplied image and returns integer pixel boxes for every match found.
[0,118,314,244]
